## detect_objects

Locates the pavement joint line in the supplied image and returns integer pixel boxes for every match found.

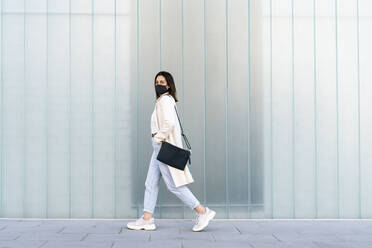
[234,226,243,234]
[148,233,151,242]
[57,226,66,233]
[271,233,282,242]
[248,242,255,248]
[313,241,323,248]
[80,233,89,241]
[38,240,48,248]
[210,233,216,242]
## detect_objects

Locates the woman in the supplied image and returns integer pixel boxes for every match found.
[127,71,216,232]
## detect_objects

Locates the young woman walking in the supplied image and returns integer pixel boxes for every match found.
[127,71,216,232]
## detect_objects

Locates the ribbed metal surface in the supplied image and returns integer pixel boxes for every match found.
[0,0,371,219]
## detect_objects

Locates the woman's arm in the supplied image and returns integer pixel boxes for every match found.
[153,96,176,144]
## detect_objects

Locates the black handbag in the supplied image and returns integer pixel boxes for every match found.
[155,96,191,171]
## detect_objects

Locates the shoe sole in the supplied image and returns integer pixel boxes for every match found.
[127,223,156,231]
[192,210,216,232]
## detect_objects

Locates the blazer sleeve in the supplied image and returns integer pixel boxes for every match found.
[153,96,176,144]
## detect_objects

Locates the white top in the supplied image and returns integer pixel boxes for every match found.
[150,93,180,139]
[151,92,176,135]
[151,107,159,134]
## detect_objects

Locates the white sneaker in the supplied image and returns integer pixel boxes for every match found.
[126,215,156,231]
[192,207,216,232]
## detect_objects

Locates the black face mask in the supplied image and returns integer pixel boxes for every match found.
[155,84,169,95]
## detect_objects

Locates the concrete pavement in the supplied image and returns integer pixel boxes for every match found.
[0,218,371,248]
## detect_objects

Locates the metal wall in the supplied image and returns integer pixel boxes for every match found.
[0,0,371,219]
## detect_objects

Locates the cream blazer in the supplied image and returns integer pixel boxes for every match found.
[151,92,194,187]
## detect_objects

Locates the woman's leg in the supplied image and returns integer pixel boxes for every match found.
[156,160,202,212]
[194,204,206,214]
[142,149,162,220]
[151,138,206,215]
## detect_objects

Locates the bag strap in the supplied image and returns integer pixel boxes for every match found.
[173,104,191,151]
[156,94,191,151]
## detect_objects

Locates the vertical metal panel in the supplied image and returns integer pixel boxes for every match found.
[335,0,340,218]
[205,0,227,217]
[0,0,3,217]
[271,0,294,218]
[45,0,49,218]
[227,0,251,218]
[321,0,339,218]
[92,0,116,218]
[24,0,48,218]
[293,0,317,218]
[291,0,295,219]
[68,0,71,218]
[356,0,361,219]
[313,0,319,218]
[359,0,372,219]
[113,0,117,219]
[247,0,251,219]
[338,0,360,218]
[269,0,274,219]
[225,0,229,219]
[70,0,93,218]
[47,0,72,218]
[182,0,205,219]
[90,0,94,218]
[23,0,27,217]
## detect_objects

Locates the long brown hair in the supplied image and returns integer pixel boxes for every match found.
[154,71,179,102]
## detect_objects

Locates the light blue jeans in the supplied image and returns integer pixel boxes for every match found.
[143,137,200,214]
